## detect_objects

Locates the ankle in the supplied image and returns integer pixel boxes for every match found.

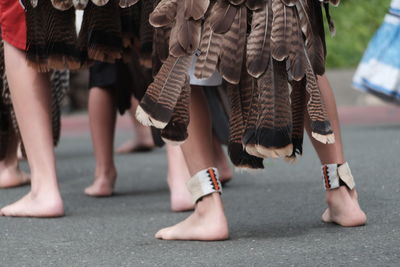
[195,193,223,215]
[95,166,117,179]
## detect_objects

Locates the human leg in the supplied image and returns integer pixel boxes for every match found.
[116,97,154,154]
[305,74,366,227]
[85,87,117,197]
[155,86,229,240]
[0,130,29,188]
[0,42,63,217]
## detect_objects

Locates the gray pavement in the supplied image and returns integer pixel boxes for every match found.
[1,124,400,267]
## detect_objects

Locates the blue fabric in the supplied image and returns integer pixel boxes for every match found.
[353,3,400,104]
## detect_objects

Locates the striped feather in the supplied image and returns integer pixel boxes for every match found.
[228,66,264,169]
[161,77,191,144]
[252,58,293,158]
[149,0,178,27]
[246,0,272,78]
[246,0,266,10]
[178,19,202,55]
[210,0,238,34]
[136,55,192,129]
[304,53,334,144]
[194,2,223,79]
[219,5,247,84]
[271,0,294,61]
[184,0,210,20]
[286,7,306,81]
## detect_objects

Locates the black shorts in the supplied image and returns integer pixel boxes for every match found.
[89,60,133,114]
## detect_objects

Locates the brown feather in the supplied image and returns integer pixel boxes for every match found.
[210,0,238,34]
[271,0,293,61]
[286,7,306,81]
[119,0,140,8]
[178,19,202,55]
[228,64,265,169]
[246,0,265,10]
[252,58,293,158]
[91,0,109,6]
[184,0,210,20]
[229,0,246,5]
[194,2,223,79]
[219,5,247,84]
[137,55,192,129]
[161,76,191,144]
[73,0,88,9]
[246,0,272,78]
[149,0,178,27]
[287,78,306,159]
[304,53,334,143]
[51,0,73,10]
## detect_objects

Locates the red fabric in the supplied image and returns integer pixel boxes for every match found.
[0,0,26,50]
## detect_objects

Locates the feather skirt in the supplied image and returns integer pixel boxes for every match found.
[137,0,339,169]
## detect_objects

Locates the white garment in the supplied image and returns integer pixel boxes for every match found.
[188,56,223,86]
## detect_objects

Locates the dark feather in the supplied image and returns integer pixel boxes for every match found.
[91,0,109,6]
[286,7,306,81]
[51,0,73,10]
[137,55,192,129]
[161,77,191,144]
[73,0,88,9]
[119,0,140,8]
[184,0,210,20]
[271,0,293,61]
[219,5,247,84]
[210,0,238,34]
[149,0,178,27]
[194,2,223,79]
[246,0,265,10]
[246,0,272,78]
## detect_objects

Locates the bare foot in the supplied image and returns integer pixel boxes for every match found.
[0,190,64,218]
[155,193,229,241]
[321,186,367,227]
[213,140,233,184]
[167,173,194,212]
[116,138,154,154]
[217,158,233,184]
[84,171,117,197]
[0,165,30,189]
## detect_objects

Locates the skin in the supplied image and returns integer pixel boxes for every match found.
[0,42,63,218]
[0,131,29,189]
[84,87,117,197]
[309,75,366,227]
[155,86,229,240]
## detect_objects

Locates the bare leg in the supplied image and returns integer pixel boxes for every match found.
[166,144,194,212]
[116,98,154,154]
[212,136,233,183]
[85,88,117,197]
[0,131,29,188]
[156,86,229,240]
[304,75,366,227]
[0,42,64,217]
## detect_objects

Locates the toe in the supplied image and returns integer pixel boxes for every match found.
[155,227,171,240]
[321,208,332,223]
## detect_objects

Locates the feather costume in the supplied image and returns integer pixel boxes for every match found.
[21,0,145,70]
[137,0,339,169]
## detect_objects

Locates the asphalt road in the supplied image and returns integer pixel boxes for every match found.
[1,123,400,267]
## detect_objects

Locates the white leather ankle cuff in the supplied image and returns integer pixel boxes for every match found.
[322,162,355,190]
[186,167,222,203]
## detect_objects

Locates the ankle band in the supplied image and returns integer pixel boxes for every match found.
[186,167,222,203]
[322,162,355,190]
